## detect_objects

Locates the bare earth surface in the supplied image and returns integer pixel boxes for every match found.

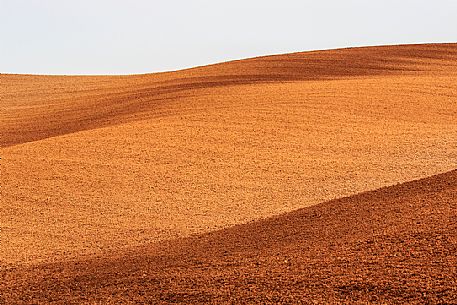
[1,43,457,303]
[2,170,456,304]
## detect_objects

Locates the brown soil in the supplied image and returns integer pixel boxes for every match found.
[2,170,456,304]
[1,43,457,303]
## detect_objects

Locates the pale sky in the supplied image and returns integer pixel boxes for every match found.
[1,0,456,75]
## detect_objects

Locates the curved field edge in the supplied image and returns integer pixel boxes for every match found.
[2,169,456,304]
[2,43,457,147]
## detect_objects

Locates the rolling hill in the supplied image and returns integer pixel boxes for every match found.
[3,169,456,303]
[1,43,457,303]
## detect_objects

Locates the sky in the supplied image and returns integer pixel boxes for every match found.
[1,0,456,75]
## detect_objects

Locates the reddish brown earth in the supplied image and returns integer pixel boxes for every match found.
[2,170,457,304]
[1,43,457,304]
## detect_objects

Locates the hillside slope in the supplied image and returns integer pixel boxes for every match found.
[1,43,457,267]
[2,43,457,147]
[3,170,456,304]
